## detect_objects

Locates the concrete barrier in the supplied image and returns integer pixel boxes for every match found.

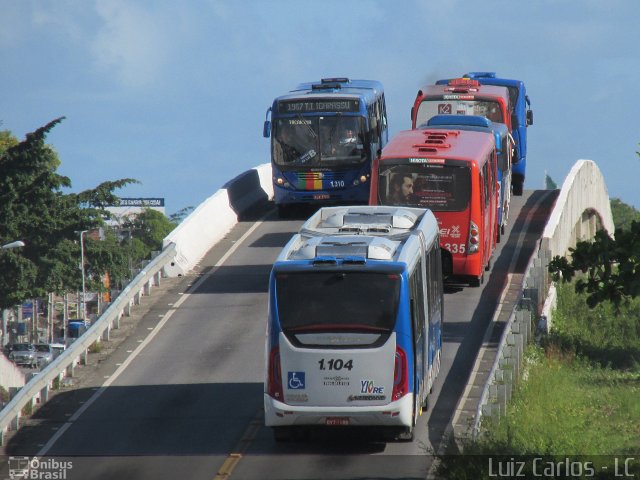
[473,159,613,437]
[0,162,273,444]
[163,163,273,276]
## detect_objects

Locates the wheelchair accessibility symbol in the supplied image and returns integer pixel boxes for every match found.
[288,372,306,390]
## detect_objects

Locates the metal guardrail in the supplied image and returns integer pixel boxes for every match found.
[0,242,177,445]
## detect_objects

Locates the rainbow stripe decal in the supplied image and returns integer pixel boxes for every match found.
[298,172,323,190]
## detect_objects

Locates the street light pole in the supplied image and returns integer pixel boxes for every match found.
[79,230,88,321]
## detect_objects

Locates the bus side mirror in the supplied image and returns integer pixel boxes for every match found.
[526,109,534,126]
[263,120,271,138]
[410,106,415,122]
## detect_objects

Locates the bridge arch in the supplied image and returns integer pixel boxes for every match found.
[541,159,614,259]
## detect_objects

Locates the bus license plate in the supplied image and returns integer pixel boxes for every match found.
[313,194,330,200]
[325,417,350,426]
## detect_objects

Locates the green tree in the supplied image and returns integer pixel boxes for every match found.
[0,118,138,309]
[169,206,194,224]
[544,173,558,190]
[610,198,640,231]
[122,208,177,262]
[548,221,640,310]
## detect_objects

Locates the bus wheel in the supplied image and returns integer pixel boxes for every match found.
[513,182,523,196]
[272,427,291,442]
[469,272,483,287]
[277,204,292,219]
[397,426,414,442]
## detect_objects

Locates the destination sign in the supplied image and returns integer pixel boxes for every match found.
[278,98,360,113]
[443,94,475,100]
[119,198,165,207]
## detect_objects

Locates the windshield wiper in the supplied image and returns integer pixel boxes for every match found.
[297,113,317,140]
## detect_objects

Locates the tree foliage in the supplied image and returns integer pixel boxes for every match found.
[548,221,640,310]
[610,197,640,231]
[121,208,177,261]
[0,118,138,309]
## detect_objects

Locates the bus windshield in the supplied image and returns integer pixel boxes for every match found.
[275,271,399,332]
[377,163,471,212]
[273,116,367,167]
[416,99,504,127]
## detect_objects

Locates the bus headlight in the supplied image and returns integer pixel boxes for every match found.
[276,177,285,186]
[353,175,368,186]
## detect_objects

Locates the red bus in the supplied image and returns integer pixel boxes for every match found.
[370,128,498,286]
[410,78,512,133]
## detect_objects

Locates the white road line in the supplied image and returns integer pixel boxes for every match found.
[37,213,270,456]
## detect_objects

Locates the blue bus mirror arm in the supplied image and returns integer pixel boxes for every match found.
[263,107,272,138]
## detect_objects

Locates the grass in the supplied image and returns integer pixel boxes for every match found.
[435,282,640,478]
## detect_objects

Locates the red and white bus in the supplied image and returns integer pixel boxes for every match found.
[370,128,498,286]
[411,77,512,134]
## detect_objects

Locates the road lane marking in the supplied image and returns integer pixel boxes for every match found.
[37,212,271,457]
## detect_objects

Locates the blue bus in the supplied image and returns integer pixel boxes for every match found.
[423,114,514,242]
[437,72,533,195]
[263,78,388,217]
[264,206,443,441]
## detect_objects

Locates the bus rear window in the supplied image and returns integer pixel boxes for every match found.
[416,99,504,126]
[377,163,471,212]
[275,271,400,335]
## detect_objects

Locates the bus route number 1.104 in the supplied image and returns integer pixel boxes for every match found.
[318,359,353,371]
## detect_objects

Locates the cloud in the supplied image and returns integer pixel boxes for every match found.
[90,1,184,88]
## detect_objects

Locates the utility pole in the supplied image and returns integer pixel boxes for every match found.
[79,230,88,321]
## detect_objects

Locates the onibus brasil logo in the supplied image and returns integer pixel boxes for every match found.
[7,457,72,479]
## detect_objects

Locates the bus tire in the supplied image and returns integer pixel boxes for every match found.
[397,426,414,442]
[469,272,483,287]
[277,204,292,219]
[272,427,291,442]
[513,181,523,196]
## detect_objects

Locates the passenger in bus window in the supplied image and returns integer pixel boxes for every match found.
[389,173,414,205]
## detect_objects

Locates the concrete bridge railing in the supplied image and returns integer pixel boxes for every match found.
[0,163,273,445]
[473,159,614,436]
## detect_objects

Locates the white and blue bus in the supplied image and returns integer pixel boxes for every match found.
[423,114,513,242]
[264,206,443,441]
[263,78,388,217]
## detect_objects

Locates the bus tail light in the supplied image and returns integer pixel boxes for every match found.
[392,346,409,400]
[468,221,480,254]
[267,347,284,401]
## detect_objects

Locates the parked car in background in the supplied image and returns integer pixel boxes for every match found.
[8,343,37,368]
[34,344,54,368]
[50,342,66,359]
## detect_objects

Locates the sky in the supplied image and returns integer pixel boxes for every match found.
[2,0,640,216]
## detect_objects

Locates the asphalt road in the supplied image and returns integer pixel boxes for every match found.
[1,191,557,480]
